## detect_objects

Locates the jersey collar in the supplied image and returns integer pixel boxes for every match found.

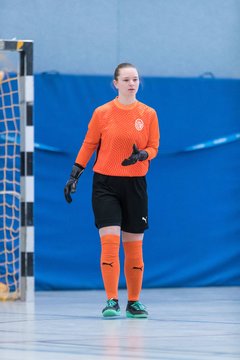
[113,97,138,110]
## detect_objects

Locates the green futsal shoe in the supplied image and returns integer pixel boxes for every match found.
[102,298,121,317]
[126,301,148,318]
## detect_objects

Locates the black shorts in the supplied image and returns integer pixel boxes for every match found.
[92,173,148,233]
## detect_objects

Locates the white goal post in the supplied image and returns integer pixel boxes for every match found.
[0,39,34,301]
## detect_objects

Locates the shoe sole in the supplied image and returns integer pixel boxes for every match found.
[102,309,121,317]
[126,311,148,318]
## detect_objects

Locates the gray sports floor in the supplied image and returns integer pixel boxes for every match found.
[0,287,240,360]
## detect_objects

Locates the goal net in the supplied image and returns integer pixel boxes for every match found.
[0,40,34,301]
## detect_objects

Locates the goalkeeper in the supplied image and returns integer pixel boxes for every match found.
[64,63,160,318]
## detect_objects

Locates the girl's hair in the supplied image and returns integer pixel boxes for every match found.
[113,63,137,80]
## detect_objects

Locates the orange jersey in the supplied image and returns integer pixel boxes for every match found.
[75,98,160,176]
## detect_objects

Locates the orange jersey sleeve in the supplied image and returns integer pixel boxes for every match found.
[144,109,159,160]
[75,98,160,176]
[75,110,101,167]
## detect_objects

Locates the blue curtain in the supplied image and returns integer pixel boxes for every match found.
[34,74,240,289]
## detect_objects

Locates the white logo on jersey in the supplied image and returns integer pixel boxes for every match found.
[135,118,144,131]
[142,216,147,223]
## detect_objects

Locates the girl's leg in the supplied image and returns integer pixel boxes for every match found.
[122,231,144,301]
[122,231,148,317]
[99,226,121,300]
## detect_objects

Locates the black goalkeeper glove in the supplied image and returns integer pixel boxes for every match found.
[64,163,84,203]
[122,144,148,166]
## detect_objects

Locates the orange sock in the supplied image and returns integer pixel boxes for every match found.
[123,240,144,301]
[100,234,120,300]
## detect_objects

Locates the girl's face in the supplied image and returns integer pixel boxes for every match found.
[113,67,140,98]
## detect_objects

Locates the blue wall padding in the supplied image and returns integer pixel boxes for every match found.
[34,74,240,290]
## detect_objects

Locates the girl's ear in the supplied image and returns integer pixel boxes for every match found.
[113,79,118,89]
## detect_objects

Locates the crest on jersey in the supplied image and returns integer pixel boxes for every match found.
[135,118,144,131]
